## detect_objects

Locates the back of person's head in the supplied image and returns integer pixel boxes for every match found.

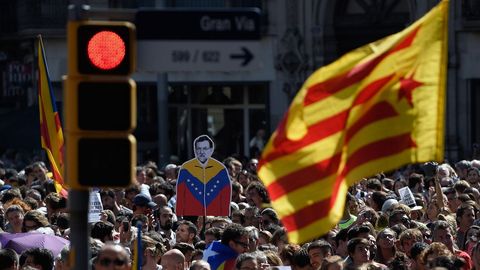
[278,244,300,265]
[371,191,388,210]
[157,181,175,199]
[390,251,410,270]
[89,237,105,259]
[205,227,223,241]
[432,220,453,235]
[234,252,257,270]
[420,242,452,265]
[262,250,282,266]
[54,245,70,269]
[366,178,382,191]
[0,248,18,269]
[21,247,54,270]
[454,180,470,193]
[347,224,372,240]
[389,223,408,237]
[410,242,428,261]
[319,255,343,270]
[190,259,211,270]
[195,241,206,250]
[408,173,424,189]
[45,192,67,210]
[382,178,394,191]
[428,255,465,269]
[221,223,249,245]
[291,248,310,269]
[334,228,349,245]
[232,181,243,194]
[142,235,166,258]
[271,227,288,247]
[456,160,472,172]
[261,208,280,225]
[258,244,278,252]
[162,249,186,270]
[91,220,115,242]
[173,242,195,256]
[132,214,148,228]
[1,188,22,204]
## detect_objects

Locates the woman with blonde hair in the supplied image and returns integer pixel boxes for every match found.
[140,235,166,270]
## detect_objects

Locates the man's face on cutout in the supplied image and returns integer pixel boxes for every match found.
[195,140,213,164]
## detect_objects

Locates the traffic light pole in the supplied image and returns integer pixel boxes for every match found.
[67,5,90,270]
[156,0,170,167]
[68,190,90,270]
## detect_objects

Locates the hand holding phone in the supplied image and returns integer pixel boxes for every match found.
[122,220,130,232]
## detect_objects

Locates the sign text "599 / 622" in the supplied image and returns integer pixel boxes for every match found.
[172,50,220,63]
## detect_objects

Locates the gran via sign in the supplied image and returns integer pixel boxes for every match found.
[135,8,267,72]
[136,9,261,40]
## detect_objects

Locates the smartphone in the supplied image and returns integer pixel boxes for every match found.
[122,220,130,232]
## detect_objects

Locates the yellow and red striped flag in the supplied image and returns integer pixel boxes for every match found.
[258,0,448,244]
[38,36,68,197]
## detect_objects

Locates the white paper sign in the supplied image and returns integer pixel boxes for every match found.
[270,267,292,270]
[89,191,104,223]
[398,186,416,207]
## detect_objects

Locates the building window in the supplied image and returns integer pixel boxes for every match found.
[168,83,268,162]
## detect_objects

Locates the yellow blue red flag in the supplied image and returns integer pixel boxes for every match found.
[38,36,68,197]
[258,0,449,243]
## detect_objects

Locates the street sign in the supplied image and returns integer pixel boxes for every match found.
[137,40,268,72]
[136,9,261,40]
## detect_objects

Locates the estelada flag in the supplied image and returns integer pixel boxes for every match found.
[258,0,448,243]
[203,241,238,270]
[38,36,68,197]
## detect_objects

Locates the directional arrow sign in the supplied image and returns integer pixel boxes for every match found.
[230,47,253,66]
[137,41,265,72]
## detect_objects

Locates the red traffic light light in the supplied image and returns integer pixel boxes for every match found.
[68,21,135,76]
[87,31,126,70]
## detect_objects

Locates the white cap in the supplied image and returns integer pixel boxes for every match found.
[381,198,399,212]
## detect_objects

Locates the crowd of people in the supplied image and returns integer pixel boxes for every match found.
[2,148,480,270]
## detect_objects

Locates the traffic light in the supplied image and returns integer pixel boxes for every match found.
[65,20,136,189]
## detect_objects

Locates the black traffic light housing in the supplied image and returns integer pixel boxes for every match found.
[65,20,136,189]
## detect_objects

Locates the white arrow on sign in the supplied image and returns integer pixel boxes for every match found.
[137,40,263,72]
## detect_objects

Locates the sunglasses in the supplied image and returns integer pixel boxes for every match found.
[23,224,39,230]
[234,240,249,249]
[99,257,127,267]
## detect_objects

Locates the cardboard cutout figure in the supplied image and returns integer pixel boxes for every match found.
[176,135,232,216]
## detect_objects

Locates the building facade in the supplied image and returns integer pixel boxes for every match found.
[0,0,478,166]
